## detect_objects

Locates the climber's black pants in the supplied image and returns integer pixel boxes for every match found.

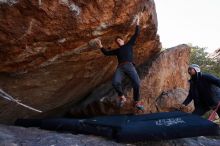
[112,62,140,101]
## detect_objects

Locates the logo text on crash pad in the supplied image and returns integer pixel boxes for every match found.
[155,118,186,126]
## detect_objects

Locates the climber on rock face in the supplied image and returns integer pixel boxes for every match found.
[96,15,144,111]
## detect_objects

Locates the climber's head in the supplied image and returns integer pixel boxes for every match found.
[115,36,124,46]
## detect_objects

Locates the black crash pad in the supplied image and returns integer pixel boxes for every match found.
[15,111,219,142]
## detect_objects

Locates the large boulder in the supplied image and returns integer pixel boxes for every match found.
[0,0,160,123]
[156,88,194,113]
[70,44,191,116]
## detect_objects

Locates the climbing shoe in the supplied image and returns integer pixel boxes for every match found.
[134,101,145,112]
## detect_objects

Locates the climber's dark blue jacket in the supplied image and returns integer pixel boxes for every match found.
[100,25,140,64]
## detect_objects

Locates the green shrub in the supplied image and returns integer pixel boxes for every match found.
[190,45,220,77]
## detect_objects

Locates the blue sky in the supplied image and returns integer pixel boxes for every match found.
[154,0,220,52]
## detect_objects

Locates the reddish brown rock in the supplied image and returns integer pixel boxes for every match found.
[156,88,194,113]
[70,44,191,116]
[140,44,190,113]
[0,0,160,123]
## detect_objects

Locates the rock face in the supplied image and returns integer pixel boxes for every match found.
[210,48,220,62]
[0,124,220,146]
[156,88,194,113]
[70,45,191,116]
[0,0,160,123]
